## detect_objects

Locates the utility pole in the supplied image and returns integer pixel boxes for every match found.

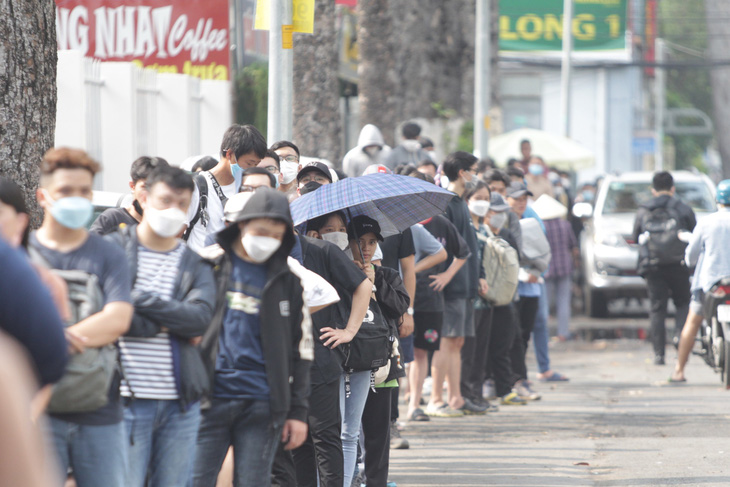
[473,0,491,159]
[654,38,665,170]
[560,0,573,138]
[267,0,293,144]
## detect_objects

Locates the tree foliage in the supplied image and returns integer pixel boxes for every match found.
[235,62,269,140]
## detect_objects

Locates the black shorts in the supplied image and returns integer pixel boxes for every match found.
[413,311,444,351]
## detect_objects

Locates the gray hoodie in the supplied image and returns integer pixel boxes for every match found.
[342,124,392,177]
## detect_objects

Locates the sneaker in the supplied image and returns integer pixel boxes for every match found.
[422,376,433,396]
[483,379,496,400]
[425,402,464,417]
[390,422,410,449]
[459,397,488,415]
[654,355,666,365]
[500,391,528,405]
[515,381,542,401]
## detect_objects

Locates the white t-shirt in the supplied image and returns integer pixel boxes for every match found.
[185,171,240,253]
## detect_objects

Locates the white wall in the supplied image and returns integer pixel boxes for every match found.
[55,51,232,193]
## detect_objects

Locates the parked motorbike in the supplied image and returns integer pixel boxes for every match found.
[695,277,730,388]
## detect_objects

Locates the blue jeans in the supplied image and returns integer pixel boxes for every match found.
[339,370,371,487]
[532,283,551,374]
[546,275,573,338]
[124,399,201,487]
[191,398,284,487]
[49,417,127,487]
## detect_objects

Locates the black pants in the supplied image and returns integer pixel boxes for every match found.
[273,379,343,487]
[510,296,539,382]
[461,305,493,401]
[361,387,392,487]
[645,264,691,357]
[487,304,518,398]
[390,384,399,423]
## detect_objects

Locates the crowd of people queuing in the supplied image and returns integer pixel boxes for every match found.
[1,121,585,487]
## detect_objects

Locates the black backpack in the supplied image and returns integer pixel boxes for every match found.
[639,199,688,267]
[341,297,392,373]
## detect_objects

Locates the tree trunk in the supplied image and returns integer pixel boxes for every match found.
[705,0,730,178]
[293,0,342,165]
[0,0,57,225]
[356,0,398,147]
[357,0,483,146]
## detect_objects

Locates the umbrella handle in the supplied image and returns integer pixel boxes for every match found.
[346,208,366,263]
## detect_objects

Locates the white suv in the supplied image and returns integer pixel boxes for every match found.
[576,171,716,317]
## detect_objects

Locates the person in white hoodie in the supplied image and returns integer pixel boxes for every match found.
[342,124,392,178]
[384,122,430,171]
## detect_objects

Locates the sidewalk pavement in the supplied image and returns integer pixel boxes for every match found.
[390,339,730,487]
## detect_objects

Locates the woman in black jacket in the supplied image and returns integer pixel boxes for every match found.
[343,216,410,487]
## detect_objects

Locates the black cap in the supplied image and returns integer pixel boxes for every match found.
[300,181,322,195]
[347,215,384,242]
[297,161,332,182]
[506,181,533,198]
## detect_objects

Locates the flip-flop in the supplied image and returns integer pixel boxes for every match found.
[667,377,687,383]
[539,372,570,382]
[408,408,430,422]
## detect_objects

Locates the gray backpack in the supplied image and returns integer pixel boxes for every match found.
[478,230,520,306]
[518,218,552,274]
[29,248,118,413]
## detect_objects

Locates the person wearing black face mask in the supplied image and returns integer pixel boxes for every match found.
[90,156,169,235]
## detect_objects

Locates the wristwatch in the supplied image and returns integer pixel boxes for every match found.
[406,307,414,316]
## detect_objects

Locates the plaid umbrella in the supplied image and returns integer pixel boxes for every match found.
[290,173,455,236]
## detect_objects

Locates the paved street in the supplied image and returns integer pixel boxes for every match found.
[390,333,730,486]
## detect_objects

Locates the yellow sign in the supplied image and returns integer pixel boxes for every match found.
[255,0,315,34]
[282,25,293,49]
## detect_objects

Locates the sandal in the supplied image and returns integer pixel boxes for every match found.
[408,408,430,422]
[538,372,569,382]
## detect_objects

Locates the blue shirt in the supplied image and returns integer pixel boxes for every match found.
[214,255,270,399]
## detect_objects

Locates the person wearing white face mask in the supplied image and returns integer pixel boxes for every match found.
[271,140,303,202]
[106,166,217,486]
[193,187,314,487]
[461,181,495,412]
[424,152,487,417]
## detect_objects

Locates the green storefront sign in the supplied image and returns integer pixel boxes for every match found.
[499,0,627,52]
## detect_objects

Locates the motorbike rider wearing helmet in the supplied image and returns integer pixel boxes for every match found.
[671,180,730,382]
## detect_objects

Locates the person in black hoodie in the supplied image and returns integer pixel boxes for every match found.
[632,171,696,365]
[193,187,314,487]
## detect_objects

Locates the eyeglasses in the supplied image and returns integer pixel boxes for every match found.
[263,165,279,174]
[300,174,330,185]
[282,155,299,163]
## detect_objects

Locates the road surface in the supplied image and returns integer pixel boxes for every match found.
[390,337,730,486]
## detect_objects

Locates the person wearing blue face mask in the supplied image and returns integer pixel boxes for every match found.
[183,124,268,252]
[30,147,134,487]
[524,156,554,201]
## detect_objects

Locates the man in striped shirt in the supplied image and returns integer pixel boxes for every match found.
[113,166,216,486]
